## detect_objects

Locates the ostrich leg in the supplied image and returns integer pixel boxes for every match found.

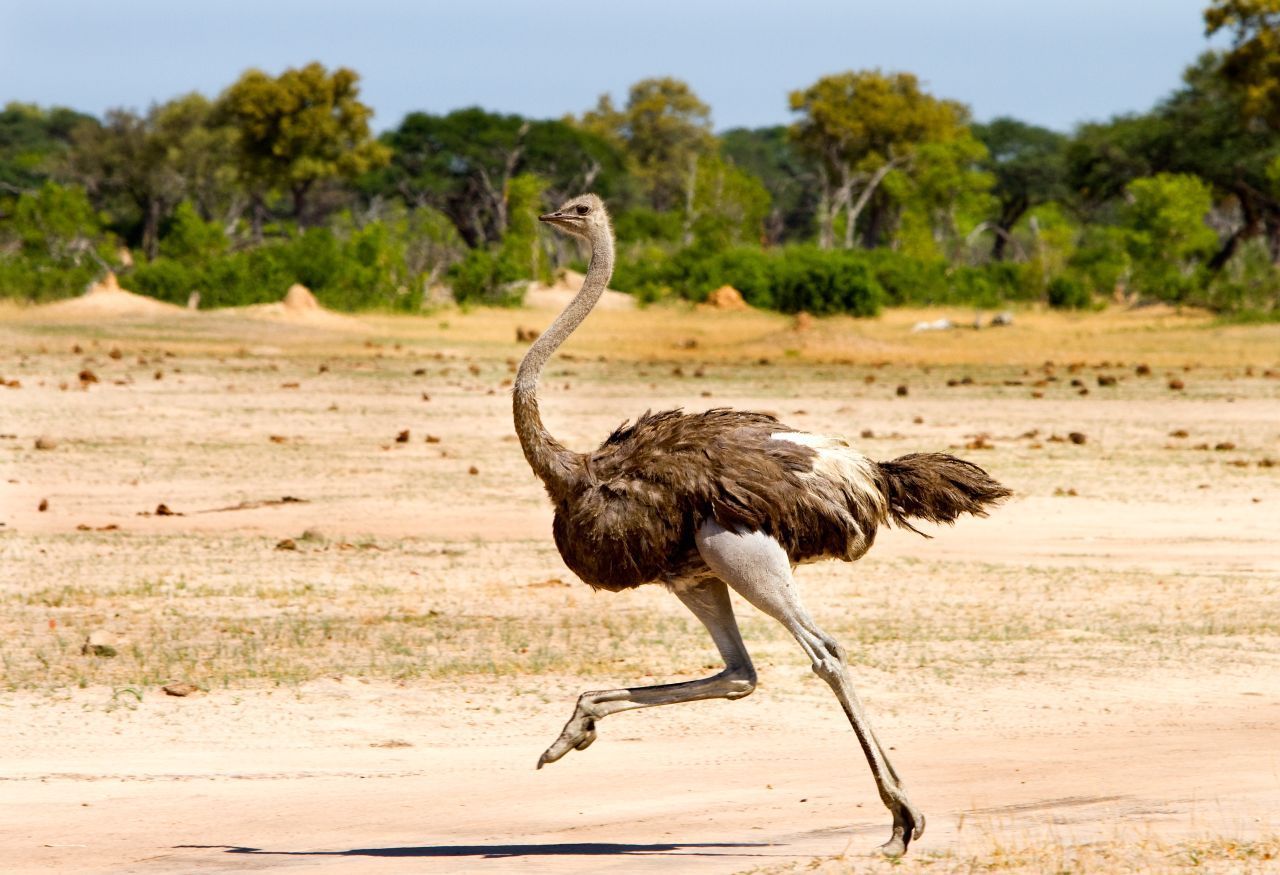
[695,520,924,857]
[536,579,757,768]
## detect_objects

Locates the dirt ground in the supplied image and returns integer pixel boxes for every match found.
[1,298,1278,874]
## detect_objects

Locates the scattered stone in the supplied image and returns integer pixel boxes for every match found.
[38,498,48,512]
[155,503,176,516]
[468,364,481,376]
[81,631,118,658]
[468,465,480,476]
[516,326,540,343]
[108,347,123,360]
[162,682,201,697]
[424,435,441,444]
[1169,429,1188,438]
[1097,375,1117,387]
[1053,487,1079,497]
[370,739,414,748]
[965,435,993,450]
[275,538,298,551]
[860,429,875,439]
[1259,458,1276,468]
[1168,379,1185,391]
[78,369,98,384]
[1068,432,1087,445]
[395,430,411,443]
[281,381,300,389]
[1214,441,1236,451]
[1135,364,1151,376]
[269,435,288,444]
[895,384,909,397]
[34,436,57,450]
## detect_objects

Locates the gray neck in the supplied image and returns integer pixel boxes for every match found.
[513,225,615,497]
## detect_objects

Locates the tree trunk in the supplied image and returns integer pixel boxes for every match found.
[250,193,266,243]
[292,181,314,227]
[141,198,162,261]
[842,159,899,249]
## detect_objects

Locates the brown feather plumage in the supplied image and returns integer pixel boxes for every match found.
[542,408,1011,592]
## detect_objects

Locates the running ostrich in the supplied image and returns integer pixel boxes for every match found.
[516,194,1010,856]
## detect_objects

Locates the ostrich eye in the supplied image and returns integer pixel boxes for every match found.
[575,204,590,216]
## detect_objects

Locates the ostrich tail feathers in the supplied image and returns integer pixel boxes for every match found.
[876,453,1011,534]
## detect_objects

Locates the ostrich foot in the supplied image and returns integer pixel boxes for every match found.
[875,793,925,857]
[535,713,597,769]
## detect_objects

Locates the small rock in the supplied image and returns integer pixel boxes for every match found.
[78,369,98,384]
[275,538,298,551]
[895,384,909,397]
[38,498,48,512]
[395,430,410,443]
[155,503,176,516]
[1214,441,1236,451]
[162,682,201,697]
[34,436,57,450]
[1169,429,1188,438]
[81,631,118,658]
[1068,432,1087,445]
[468,465,480,475]
[1097,375,1117,387]
[1168,379,1185,391]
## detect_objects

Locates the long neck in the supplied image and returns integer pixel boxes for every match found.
[513,225,615,498]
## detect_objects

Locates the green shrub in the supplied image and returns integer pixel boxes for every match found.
[769,247,883,316]
[1046,275,1092,310]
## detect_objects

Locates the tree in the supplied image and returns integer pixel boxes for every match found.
[1122,173,1218,299]
[789,70,971,248]
[685,155,771,249]
[1205,0,1280,127]
[721,126,818,244]
[376,109,626,248]
[577,77,717,212]
[217,63,389,231]
[0,103,96,205]
[61,96,236,259]
[972,118,1068,259]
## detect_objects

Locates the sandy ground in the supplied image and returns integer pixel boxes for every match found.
[1,300,1278,873]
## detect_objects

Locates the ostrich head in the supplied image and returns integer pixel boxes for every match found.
[538,194,610,241]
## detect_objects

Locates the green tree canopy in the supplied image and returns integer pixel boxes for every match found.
[1205,0,1280,126]
[577,77,717,212]
[972,117,1068,259]
[788,70,972,248]
[217,62,389,228]
[375,108,627,248]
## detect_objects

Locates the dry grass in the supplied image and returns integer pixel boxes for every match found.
[747,833,1280,873]
[1,302,1278,692]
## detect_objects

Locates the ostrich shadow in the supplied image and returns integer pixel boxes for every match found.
[179,841,773,859]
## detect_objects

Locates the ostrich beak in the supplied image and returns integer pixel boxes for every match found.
[538,211,561,224]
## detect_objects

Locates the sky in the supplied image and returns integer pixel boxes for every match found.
[3,1,1225,134]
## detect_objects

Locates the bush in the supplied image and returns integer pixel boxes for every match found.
[769,248,883,317]
[1046,275,1092,310]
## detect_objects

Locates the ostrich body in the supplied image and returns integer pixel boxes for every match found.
[516,194,1010,856]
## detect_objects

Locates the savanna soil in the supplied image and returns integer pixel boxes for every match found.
[0,299,1278,874]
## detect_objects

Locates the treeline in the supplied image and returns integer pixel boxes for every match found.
[2,0,1278,318]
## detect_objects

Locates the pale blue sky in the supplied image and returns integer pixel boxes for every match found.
[3,1,1223,133]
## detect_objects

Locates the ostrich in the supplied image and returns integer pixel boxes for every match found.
[515,194,1010,856]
